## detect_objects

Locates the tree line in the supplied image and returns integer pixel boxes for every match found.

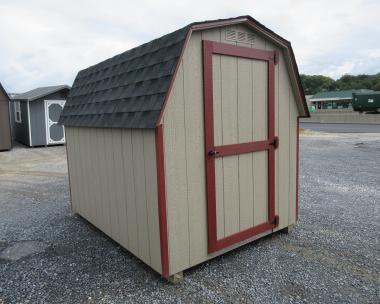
[300,73,380,95]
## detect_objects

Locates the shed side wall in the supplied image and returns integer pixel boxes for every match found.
[65,127,162,274]
[0,90,11,150]
[162,25,300,275]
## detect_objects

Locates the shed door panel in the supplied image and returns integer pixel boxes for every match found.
[213,54,269,239]
[203,40,278,253]
[45,100,66,144]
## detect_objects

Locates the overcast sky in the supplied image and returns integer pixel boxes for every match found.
[1,0,379,92]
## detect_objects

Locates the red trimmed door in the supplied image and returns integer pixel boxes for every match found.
[203,40,278,253]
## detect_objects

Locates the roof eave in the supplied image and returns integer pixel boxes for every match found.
[13,85,71,102]
[0,83,9,100]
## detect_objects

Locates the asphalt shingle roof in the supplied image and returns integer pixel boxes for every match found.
[12,85,70,101]
[59,26,189,128]
[59,15,309,129]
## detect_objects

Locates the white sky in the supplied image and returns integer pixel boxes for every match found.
[1,0,379,92]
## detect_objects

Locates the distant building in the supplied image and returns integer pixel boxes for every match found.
[10,85,70,147]
[310,89,373,111]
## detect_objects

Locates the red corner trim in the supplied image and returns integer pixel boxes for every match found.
[203,40,277,254]
[267,59,276,222]
[156,29,193,126]
[64,132,73,210]
[155,124,169,278]
[296,117,300,221]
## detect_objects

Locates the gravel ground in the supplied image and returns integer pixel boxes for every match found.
[0,135,379,303]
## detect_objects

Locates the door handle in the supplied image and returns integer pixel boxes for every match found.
[208,150,220,156]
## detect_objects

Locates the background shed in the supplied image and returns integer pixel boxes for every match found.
[0,82,12,151]
[60,16,309,280]
[10,85,70,147]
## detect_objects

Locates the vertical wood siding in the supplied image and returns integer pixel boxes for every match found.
[65,127,162,274]
[162,24,300,275]
[212,54,269,239]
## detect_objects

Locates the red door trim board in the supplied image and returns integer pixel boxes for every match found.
[296,117,300,221]
[155,124,169,278]
[202,40,278,253]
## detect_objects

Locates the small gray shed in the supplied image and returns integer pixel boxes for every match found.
[10,85,70,147]
[0,82,12,151]
[60,16,309,281]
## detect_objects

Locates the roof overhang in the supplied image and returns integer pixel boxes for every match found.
[0,82,9,100]
[310,97,352,102]
[189,16,310,118]
[11,85,71,102]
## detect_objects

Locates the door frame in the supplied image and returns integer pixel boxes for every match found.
[202,40,279,253]
[44,100,66,145]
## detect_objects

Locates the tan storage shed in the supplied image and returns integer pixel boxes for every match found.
[59,15,309,280]
[0,82,12,151]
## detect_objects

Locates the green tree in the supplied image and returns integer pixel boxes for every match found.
[300,73,380,94]
[300,74,335,95]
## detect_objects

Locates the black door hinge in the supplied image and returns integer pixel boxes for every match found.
[272,215,279,227]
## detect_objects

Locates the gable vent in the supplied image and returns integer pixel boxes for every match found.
[225,30,255,45]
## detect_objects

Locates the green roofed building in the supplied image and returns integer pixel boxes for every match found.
[310,89,373,111]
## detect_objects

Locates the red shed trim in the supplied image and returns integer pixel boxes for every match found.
[203,40,278,253]
[296,117,300,221]
[155,124,169,278]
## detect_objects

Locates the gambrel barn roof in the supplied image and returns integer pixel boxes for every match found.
[59,16,309,129]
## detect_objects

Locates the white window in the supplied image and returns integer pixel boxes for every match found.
[14,101,22,123]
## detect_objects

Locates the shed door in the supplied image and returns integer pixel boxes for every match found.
[203,40,278,253]
[44,100,66,145]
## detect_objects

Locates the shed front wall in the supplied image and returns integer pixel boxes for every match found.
[0,90,11,151]
[162,25,300,275]
[30,91,68,146]
[65,127,162,274]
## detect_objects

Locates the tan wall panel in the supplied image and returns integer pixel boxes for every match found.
[163,64,190,274]
[121,129,138,255]
[143,131,162,272]
[131,130,150,264]
[237,57,254,231]
[182,31,209,267]
[66,127,161,274]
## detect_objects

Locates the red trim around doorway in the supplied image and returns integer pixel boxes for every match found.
[203,40,278,253]
[296,117,300,221]
[213,140,271,158]
[155,125,169,278]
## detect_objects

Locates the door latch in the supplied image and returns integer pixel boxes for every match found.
[270,136,279,149]
[208,150,220,156]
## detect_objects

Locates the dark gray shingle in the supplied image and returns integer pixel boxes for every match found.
[59,26,190,129]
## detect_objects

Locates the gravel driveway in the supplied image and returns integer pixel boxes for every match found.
[0,135,379,303]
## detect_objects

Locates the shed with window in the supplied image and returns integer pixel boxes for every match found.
[10,85,70,147]
[59,15,309,281]
[0,82,12,151]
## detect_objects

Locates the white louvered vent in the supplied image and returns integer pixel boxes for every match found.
[226,29,236,41]
[225,30,255,45]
